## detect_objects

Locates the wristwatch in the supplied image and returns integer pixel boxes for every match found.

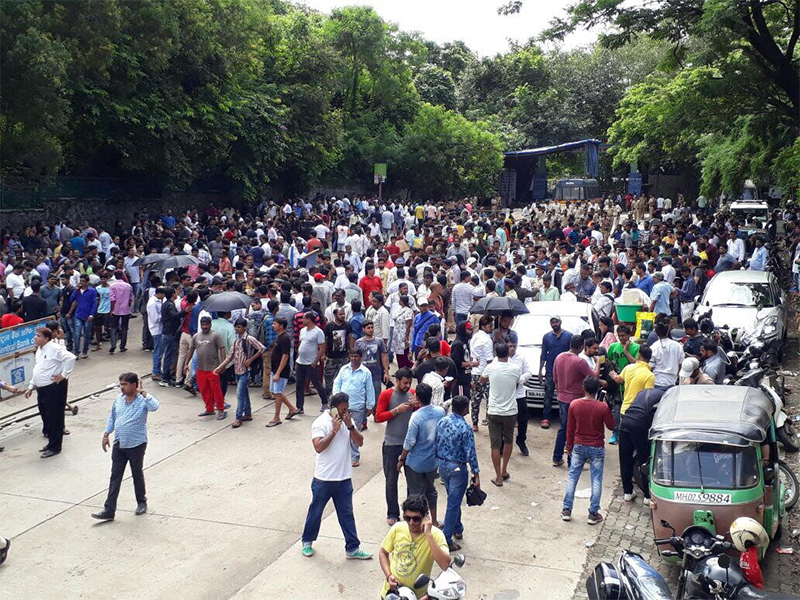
[347,425,355,431]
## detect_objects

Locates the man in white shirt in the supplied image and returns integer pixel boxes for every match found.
[660,257,676,284]
[5,264,26,299]
[301,392,372,560]
[422,358,450,408]
[24,327,76,458]
[365,293,391,348]
[479,342,521,487]
[146,288,166,380]
[650,322,684,389]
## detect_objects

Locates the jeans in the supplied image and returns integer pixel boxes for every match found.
[161,333,178,381]
[151,333,164,376]
[542,372,555,420]
[455,313,468,327]
[235,373,251,420]
[382,444,403,520]
[60,315,74,352]
[104,442,147,514]
[295,363,328,410]
[516,398,528,444]
[552,402,570,463]
[72,317,93,355]
[302,478,360,553]
[563,445,605,515]
[349,406,367,462]
[110,314,130,351]
[439,460,469,544]
[619,424,651,497]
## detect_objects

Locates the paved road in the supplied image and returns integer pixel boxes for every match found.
[0,319,620,599]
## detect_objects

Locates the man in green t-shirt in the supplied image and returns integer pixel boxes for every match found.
[605,324,639,445]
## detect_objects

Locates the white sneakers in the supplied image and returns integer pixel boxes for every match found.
[623,492,637,502]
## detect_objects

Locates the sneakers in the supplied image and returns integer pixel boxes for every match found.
[623,492,637,502]
[346,548,373,560]
[587,512,604,525]
[135,502,147,516]
[560,509,572,521]
[643,498,652,507]
[301,544,314,557]
[609,433,618,445]
[540,419,550,429]
[517,441,529,457]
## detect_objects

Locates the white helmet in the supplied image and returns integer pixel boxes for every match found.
[730,517,769,552]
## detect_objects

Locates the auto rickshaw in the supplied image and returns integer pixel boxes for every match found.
[647,385,788,562]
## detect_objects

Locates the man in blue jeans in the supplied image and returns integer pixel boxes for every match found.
[301,392,373,560]
[561,376,615,525]
[538,317,572,429]
[434,395,480,551]
[332,347,375,467]
[66,274,98,359]
[215,318,264,429]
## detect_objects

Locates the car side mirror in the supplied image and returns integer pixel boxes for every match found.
[414,574,430,589]
[660,519,675,534]
[453,554,466,568]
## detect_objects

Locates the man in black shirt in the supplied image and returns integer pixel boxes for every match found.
[619,388,666,503]
[22,280,49,322]
[267,317,299,425]
[323,307,351,399]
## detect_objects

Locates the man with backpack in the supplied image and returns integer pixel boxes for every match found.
[215,318,265,428]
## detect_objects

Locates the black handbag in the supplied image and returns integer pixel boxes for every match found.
[465,477,486,507]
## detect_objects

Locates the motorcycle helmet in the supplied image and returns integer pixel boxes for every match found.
[730,517,769,552]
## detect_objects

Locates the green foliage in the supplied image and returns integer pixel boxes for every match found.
[394,103,503,199]
[413,65,457,110]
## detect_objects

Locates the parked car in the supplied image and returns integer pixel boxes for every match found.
[511,301,598,409]
[694,270,787,348]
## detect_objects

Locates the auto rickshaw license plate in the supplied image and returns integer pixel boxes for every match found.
[673,492,732,504]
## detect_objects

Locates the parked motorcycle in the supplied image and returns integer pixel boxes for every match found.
[586,518,797,599]
[385,554,466,600]
[731,359,799,453]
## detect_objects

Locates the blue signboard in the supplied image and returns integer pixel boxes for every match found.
[0,321,39,357]
[627,173,642,196]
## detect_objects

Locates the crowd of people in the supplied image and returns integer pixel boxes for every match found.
[1,192,797,595]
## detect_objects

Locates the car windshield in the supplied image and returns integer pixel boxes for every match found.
[704,282,774,308]
[653,441,759,489]
[515,315,592,347]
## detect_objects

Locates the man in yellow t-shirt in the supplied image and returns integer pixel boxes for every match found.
[380,495,450,598]
[610,345,655,415]
[414,204,425,223]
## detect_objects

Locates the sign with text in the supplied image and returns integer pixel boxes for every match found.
[0,320,41,357]
[0,352,35,399]
[374,163,387,184]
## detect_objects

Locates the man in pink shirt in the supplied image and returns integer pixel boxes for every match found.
[109,271,133,353]
[551,335,599,467]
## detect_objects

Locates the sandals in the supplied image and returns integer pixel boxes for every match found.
[285,410,300,420]
[241,416,253,422]
[491,478,503,487]
[502,473,510,481]
[265,421,282,428]
[231,420,242,428]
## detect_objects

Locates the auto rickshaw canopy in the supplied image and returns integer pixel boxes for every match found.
[649,386,773,447]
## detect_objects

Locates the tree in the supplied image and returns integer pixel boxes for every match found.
[414,65,457,110]
[394,103,503,199]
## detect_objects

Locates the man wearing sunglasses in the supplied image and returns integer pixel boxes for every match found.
[379,495,450,599]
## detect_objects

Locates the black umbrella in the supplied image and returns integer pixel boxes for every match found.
[469,296,529,316]
[157,255,201,270]
[202,291,253,312]
[132,253,170,267]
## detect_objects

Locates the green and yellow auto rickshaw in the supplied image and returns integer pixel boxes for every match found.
[647,386,792,561]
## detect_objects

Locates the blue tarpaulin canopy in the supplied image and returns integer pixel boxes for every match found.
[504,139,601,179]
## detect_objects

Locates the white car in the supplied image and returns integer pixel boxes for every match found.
[511,301,598,408]
[695,270,787,346]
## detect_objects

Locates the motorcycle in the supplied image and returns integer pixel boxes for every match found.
[731,356,799,454]
[586,520,795,599]
[385,554,466,600]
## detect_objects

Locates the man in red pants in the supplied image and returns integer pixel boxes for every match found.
[186,316,228,420]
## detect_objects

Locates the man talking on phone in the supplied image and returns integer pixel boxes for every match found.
[300,392,373,560]
[379,495,450,598]
[92,372,160,521]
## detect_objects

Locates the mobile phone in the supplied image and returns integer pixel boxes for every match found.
[330,406,339,419]
[598,356,606,365]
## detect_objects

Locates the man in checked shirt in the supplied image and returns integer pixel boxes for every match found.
[92,372,159,521]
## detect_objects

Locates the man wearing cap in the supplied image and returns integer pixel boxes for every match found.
[679,357,713,385]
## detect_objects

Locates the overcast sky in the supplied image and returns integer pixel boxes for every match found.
[296,0,598,57]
